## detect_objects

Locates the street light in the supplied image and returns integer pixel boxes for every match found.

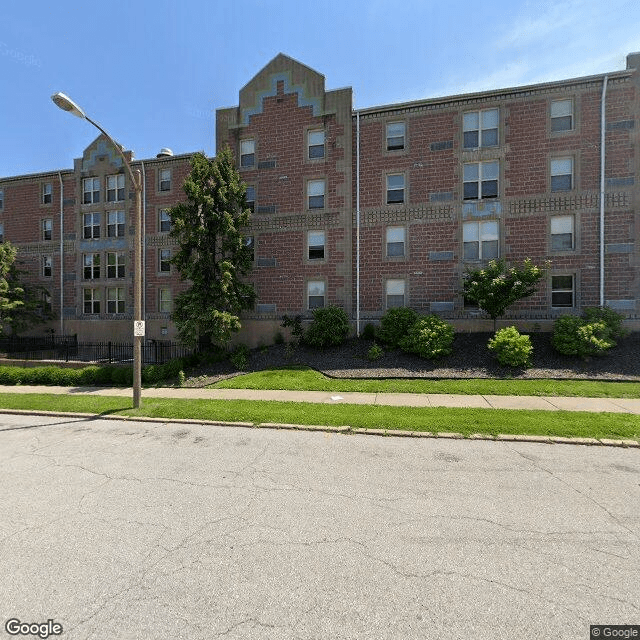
[52,92,143,408]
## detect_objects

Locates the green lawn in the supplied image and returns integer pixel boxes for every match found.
[0,392,638,442]
[210,365,640,398]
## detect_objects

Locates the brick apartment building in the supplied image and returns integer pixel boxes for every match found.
[1,52,639,344]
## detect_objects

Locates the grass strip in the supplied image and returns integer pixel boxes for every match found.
[0,393,638,441]
[211,366,640,398]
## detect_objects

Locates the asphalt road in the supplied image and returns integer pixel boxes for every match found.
[1,413,638,640]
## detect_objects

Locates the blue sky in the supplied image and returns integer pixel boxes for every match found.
[2,0,639,177]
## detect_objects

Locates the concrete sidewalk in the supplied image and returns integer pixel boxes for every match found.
[1,384,640,414]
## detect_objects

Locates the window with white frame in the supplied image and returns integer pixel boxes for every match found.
[551,99,573,132]
[308,281,325,309]
[551,158,573,191]
[386,122,405,151]
[83,213,100,239]
[159,209,171,233]
[308,130,325,159]
[551,275,574,307]
[83,253,100,280]
[107,210,125,237]
[42,218,53,241]
[83,288,100,314]
[107,287,125,314]
[463,109,499,148]
[308,230,325,260]
[158,288,172,312]
[42,183,53,204]
[463,220,499,260]
[386,226,405,257]
[240,139,255,168]
[158,248,171,272]
[386,279,405,308]
[245,186,255,213]
[386,174,405,204]
[245,236,254,262]
[107,252,125,279]
[83,177,100,204]
[464,161,499,199]
[159,169,171,192]
[551,215,574,250]
[106,174,125,202]
[308,179,325,209]
[42,255,52,277]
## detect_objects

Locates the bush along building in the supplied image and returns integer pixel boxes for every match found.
[2,52,639,345]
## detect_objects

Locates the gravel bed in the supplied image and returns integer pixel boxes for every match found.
[183,331,640,387]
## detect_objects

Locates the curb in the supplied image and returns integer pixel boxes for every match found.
[2,408,638,448]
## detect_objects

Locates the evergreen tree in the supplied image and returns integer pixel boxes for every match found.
[168,149,256,347]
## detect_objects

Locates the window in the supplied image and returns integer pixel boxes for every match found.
[308,281,325,309]
[386,122,405,151]
[0,189,4,209]
[308,179,325,209]
[386,174,405,204]
[245,186,255,213]
[240,139,255,168]
[159,169,171,192]
[308,230,325,260]
[386,226,405,257]
[83,288,100,314]
[245,236,254,262]
[41,291,52,313]
[551,158,573,192]
[551,215,574,250]
[463,109,499,148]
[158,249,171,273]
[107,287,125,314]
[107,210,125,237]
[463,161,499,200]
[551,275,574,307]
[42,219,53,241]
[308,130,325,159]
[386,280,405,308]
[42,183,52,204]
[463,220,499,260]
[107,252,125,278]
[83,177,100,204]
[42,256,52,277]
[106,174,125,202]
[83,213,100,239]
[159,209,171,233]
[551,99,573,132]
[158,288,172,313]
[0,223,4,242]
[83,254,100,280]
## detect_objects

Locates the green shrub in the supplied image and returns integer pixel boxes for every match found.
[379,307,418,347]
[281,314,304,344]
[230,344,249,370]
[177,370,186,387]
[304,306,350,348]
[583,306,627,340]
[399,315,454,359]
[367,342,383,361]
[487,326,532,367]
[273,331,285,345]
[361,323,376,341]
[552,315,616,357]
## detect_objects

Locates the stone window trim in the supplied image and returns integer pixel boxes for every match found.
[550,272,576,309]
[386,172,406,205]
[307,177,326,211]
[385,225,406,259]
[462,108,499,149]
[550,97,576,135]
[550,213,577,253]
[306,229,326,262]
[385,121,407,153]
[385,277,407,309]
[306,128,326,161]
[42,182,53,205]
[550,154,576,193]
[307,279,326,310]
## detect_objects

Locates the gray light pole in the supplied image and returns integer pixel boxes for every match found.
[51,92,143,408]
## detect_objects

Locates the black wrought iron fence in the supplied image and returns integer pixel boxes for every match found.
[0,336,195,364]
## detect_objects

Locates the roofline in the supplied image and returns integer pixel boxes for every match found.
[354,68,633,116]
